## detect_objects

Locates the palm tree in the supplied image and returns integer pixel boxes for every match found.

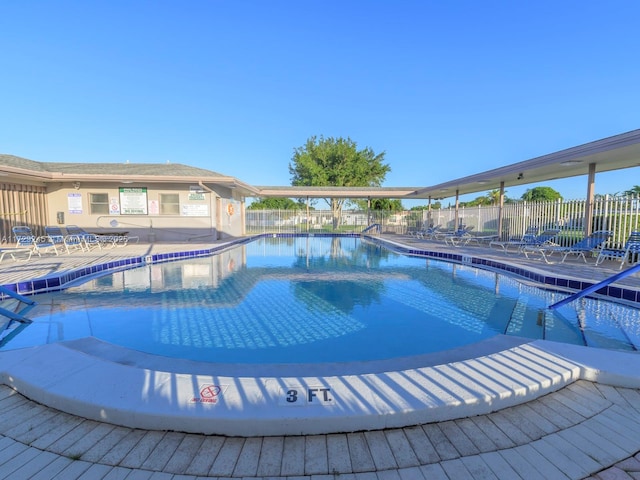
[623,185,640,197]
[487,189,503,205]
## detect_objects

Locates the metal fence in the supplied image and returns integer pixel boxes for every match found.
[246,195,640,248]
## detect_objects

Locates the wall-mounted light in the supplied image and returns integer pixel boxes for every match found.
[517,173,524,180]
[73,182,81,190]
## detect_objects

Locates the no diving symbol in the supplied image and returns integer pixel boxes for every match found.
[191,384,223,404]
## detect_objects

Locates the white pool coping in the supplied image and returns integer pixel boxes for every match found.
[2,337,639,437]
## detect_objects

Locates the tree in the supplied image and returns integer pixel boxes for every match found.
[487,189,503,205]
[247,197,303,210]
[289,136,390,228]
[521,186,562,202]
[410,203,441,210]
[352,198,404,211]
[623,185,640,196]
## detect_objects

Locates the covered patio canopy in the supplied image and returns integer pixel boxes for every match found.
[255,129,640,236]
[254,129,640,202]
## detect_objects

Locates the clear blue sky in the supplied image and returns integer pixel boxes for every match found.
[2,1,639,206]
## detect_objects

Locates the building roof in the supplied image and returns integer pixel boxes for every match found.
[0,154,225,177]
[0,154,260,196]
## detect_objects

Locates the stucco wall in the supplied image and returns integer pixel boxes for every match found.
[44,181,242,242]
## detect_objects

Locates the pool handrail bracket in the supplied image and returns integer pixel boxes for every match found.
[0,285,35,324]
[548,262,640,310]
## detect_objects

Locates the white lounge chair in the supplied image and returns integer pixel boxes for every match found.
[530,230,612,264]
[12,226,59,256]
[595,231,640,269]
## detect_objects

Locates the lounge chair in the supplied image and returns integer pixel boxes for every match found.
[416,224,442,240]
[489,226,540,253]
[44,226,84,254]
[66,225,139,248]
[12,226,59,256]
[532,230,612,264]
[595,231,640,269]
[463,233,500,246]
[65,225,106,250]
[0,247,33,263]
[442,225,475,246]
[519,229,562,258]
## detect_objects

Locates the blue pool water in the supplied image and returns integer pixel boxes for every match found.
[2,236,639,363]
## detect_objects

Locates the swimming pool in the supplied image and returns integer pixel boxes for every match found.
[2,236,639,363]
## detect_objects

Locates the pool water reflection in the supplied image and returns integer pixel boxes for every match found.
[2,236,639,362]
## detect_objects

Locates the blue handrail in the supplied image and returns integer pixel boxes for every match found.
[0,285,35,324]
[548,262,640,310]
[362,223,381,234]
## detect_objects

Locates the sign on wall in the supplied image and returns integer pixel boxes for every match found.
[68,193,83,214]
[119,187,148,215]
[182,204,209,216]
[189,185,205,201]
[109,197,120,214]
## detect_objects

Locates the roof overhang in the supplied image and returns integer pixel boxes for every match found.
[254,186,422,199]
[0,165,261,197]
[408,129,640,200]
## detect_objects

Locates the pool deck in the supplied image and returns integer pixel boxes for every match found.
[1,234,640,479]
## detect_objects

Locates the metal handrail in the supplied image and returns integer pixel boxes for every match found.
[0,285,35,324]
[548,262,640,310]
[362,223,381,234]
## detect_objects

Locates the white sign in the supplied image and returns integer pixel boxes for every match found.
[109,197,120,214]
[68,193,82,214]
[120,187,148,215]
[182,204,209,216]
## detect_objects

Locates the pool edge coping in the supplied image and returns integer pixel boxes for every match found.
[6,338,637,436]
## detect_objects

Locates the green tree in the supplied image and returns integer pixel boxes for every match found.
[623,185,640,196]
[352,198,404,210]
[289,136,390,228]
[410,202,441,210]
[247,197,302,210]
[487,189,504,205]
[521,186,562,202]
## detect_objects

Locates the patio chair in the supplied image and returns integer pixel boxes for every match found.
[533,230,612,264]
[65,225,107,250]
[442,225,475,246]
[519,229,562,258]
[12,226,59,256]
[66,225,139,248]
[489,226,540,253]
[44,226,84,254]
[416,224,442,240]
[0,246,33,263]
[595,231,640,269]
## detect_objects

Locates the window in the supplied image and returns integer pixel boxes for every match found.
[90,193,109,214]
[160,193,180,215]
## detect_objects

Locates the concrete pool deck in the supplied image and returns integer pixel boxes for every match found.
[1,234,640,478]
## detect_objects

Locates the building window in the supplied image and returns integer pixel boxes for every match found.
[90,193,109,214]
[160,193,180,215]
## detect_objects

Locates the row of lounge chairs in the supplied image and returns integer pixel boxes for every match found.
[408,224,640,268]
[410,225,498,246]
[0,225,138,263]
